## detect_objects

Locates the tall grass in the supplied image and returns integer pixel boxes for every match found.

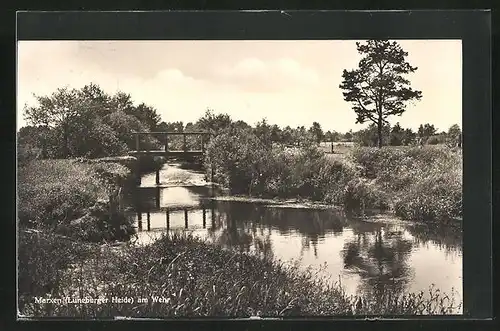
[205,130,462,223]
[18,159,136,240]
[19,232,461,318]
[18,158,139,314]
[349,146,462,223]
[18,160,105,228]
[17,229,98,313]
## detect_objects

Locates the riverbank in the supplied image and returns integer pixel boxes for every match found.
[17,158,462,317]
[18,157,143,312]
[20,232,460,317]
[204,131,462,225]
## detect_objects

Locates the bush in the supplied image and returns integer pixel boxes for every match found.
[205,130,358,201]
[18,159,136,241]
[137,155,165,174]
[18,160,104,228]
[426,136,440,145]
[205,132,462,223]
[347,146,462,222]
[17,144,43,167]
[394,170,462,222]
[17,229,97,312]
[342,178,390,213]
[205,128,269,194]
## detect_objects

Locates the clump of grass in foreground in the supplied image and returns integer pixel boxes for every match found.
[17,229,99,313]
[20,232,461,318]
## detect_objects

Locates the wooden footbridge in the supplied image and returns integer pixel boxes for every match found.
[128,131,213,185]
[128,131,210,158]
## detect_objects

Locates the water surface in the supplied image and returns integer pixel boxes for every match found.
[131,163,463,302]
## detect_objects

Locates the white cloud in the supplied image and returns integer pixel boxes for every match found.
[214,57,320,93]
[17,40,462,132]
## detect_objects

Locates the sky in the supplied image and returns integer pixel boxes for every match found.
[17,40,462,133]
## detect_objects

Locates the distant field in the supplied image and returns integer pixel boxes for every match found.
[278,142,450,162]
[318,142,355,155]
[318,142,450,156]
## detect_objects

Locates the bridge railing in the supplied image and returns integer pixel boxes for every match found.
[132,131,210,153]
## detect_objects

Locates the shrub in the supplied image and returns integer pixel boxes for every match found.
[18,160,104,228]
[137,155,165,174]
[394,170,462,222]
[205,128,269,194]
[341,178,390,212]
[17,144,43,167]
[17,229,97,312]
[18,159,136,241]
[348,146,462,222]
[426,136,440,145]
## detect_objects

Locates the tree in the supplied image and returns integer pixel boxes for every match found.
[343,130,353,142]
[281,126,294,146]
[254,118,273,147]
[184,122,195,132]
[270,124,282,143]
[232,120,252,132]
[402,128,417,146]
[355,123,390,146]
[196,109,232,134]
[417,123,437,143]
[132,103,162,131]
[22,83,162,158]
[330,131,340,142]
[340,40,423,147]
[447,124,462,148]
[309,122,324,145]
[24,87,83,157]
[389,122,405,146]
[324,130,332,142]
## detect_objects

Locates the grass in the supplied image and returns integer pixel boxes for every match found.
[18,159,136,241]
[17,139,462,318]
[17,158,139,314]
[17,229,99,313]
[19,232,461,318]
[348,145,462,223]
[205,131,462,224]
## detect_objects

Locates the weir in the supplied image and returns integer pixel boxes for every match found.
[136,206,215,231]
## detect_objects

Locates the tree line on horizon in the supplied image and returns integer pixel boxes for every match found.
[18,39,462,161]
[17,82,461,163]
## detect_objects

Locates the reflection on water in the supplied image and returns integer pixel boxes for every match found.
[130,164,463,301]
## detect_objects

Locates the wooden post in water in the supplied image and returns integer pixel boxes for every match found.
[155,169,160,185]
[137,212,142,231]
[184,209,189,228]
[166,209,170,229]
[155,187,160,209]
[211,205,216,228]
[202,207,206,228]
[165,133,169,153]
[147,211,151,231]
[331,141,334,153]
